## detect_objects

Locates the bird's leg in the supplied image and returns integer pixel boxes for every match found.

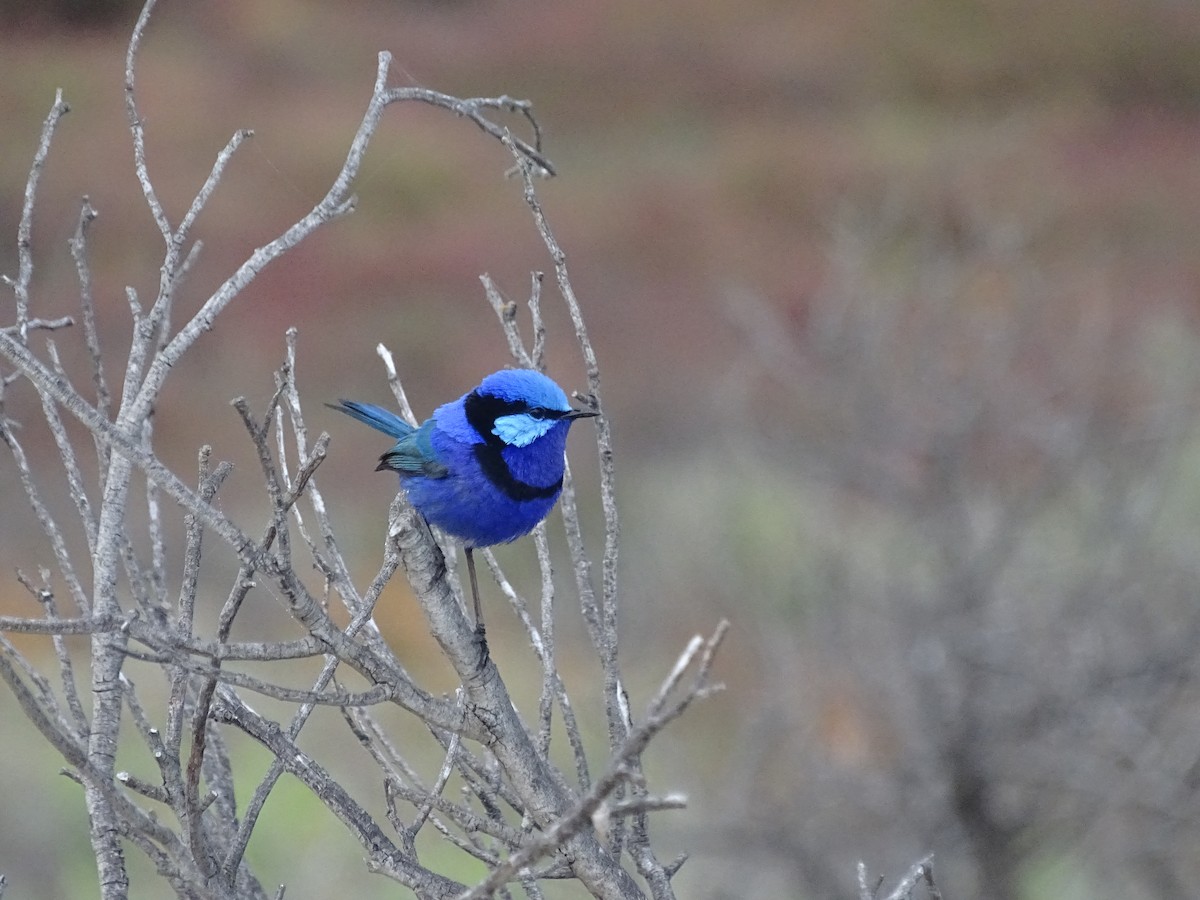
[465,546,485,634]
[464,547,489,668]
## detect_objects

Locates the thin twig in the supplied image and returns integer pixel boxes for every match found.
[10,89,70,343]
[376,342,418,425]
[212,689,469,900]
[0,408,91,615]
[124,0,171,241]
[382,88,555,176]
[28,569,88,734]
[68,196,110,420]
[0,316,73,336]
[482,273,535,368]
[44,341,99,558]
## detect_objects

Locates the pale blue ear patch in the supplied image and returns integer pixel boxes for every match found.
[493,413,556,447]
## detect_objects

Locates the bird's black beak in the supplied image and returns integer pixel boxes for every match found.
[565,408,598,420]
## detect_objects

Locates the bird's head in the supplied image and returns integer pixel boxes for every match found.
[462,369,597,448]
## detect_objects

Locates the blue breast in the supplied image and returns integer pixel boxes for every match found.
[399,419,571,547]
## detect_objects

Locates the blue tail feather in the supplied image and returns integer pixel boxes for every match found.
[328,400,414,439]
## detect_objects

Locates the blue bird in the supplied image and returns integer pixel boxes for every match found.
[329,368,597,629]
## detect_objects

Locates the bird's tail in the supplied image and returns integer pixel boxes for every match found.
[327,400,414,439]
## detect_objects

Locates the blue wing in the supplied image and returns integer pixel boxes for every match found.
[328,400,449,478]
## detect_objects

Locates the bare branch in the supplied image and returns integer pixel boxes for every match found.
[376,342,418,425]
[124,0,170,241]
[68,196,110,418]
[0,316,73,336]
[382,89,555,176]
[482,273,535,368]
[0,404,92,614]
[8,89,70,343]
[461,622,726,898]
[211,689,469,900]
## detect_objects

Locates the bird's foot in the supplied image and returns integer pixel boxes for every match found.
[472,622,490,671]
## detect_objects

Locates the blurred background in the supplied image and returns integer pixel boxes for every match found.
[3,0,1200,897]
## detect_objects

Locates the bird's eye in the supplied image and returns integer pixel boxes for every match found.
[528,409,547,420]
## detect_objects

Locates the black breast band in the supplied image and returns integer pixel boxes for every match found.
[473,444,563,501]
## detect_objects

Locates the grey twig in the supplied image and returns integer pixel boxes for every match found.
[124,0,171,241]
[858,856,939,900]
[212,689,469,900]
[461,622,727,899]
[481,273,536,368]
[382,88,555,176]
[0,404,91,616]
[8,89,70,343]
[376,342,418,425]
[503,136,627,781]
[0,316,73,336]
[68,196,110,419]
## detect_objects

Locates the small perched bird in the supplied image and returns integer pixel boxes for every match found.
[329,368,597,629]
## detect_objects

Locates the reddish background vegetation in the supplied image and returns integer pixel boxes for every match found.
[3,1,1200,898]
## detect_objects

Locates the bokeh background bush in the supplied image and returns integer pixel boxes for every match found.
[3,1,1200,897]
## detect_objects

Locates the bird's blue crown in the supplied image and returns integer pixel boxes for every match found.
[434,369,574,448]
